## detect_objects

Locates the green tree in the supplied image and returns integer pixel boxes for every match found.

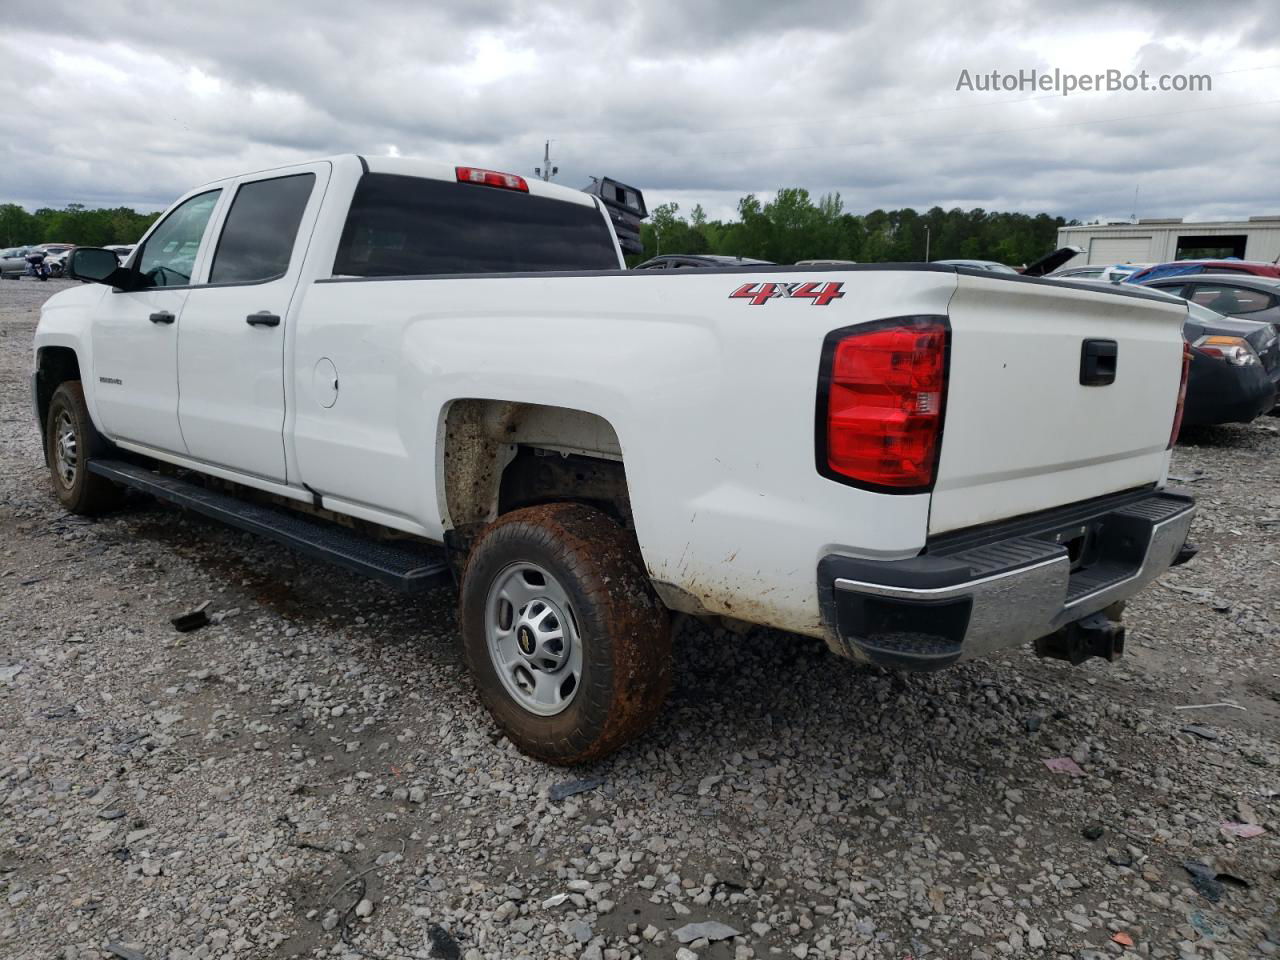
[0,204,35,246]
[565,188,1066,268]
[0,202,160,247]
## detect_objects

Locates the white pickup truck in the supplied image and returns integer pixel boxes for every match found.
[34,155,1196,763]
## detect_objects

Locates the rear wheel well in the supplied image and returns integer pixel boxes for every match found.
[35,347,82,444]
[498,446,632,525]
[441,399,632,551]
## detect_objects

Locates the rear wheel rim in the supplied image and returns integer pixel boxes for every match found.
[53,410,78,489]
[484,561,583,717]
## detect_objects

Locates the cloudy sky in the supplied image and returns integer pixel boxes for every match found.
[1,0,1277,224]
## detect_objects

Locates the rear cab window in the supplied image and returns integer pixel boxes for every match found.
[332,174,620,277]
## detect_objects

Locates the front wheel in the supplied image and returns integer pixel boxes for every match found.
[45,381,122,515]
[459,502,671,764]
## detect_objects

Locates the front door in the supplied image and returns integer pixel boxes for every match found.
[176,166,325,482]
[90,189,222,452]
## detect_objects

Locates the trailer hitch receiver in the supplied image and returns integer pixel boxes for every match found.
[1034,611,1126,666]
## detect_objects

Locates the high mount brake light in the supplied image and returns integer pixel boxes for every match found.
[455,166,529,192]
[816,318,950,491]
[1169,342,1192,449]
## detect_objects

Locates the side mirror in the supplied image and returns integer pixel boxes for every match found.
[67,247,127,285]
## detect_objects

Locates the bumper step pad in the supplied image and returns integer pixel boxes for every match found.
[88,459,451,593]
[936,492,1195,607]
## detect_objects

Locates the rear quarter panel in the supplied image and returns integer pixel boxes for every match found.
[292,267,960,637]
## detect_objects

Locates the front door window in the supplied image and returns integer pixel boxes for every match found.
[135,190,221,287]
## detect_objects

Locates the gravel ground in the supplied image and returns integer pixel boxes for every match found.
[1,278,1278,960]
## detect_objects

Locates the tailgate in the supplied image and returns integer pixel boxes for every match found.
[929,275,1186,534]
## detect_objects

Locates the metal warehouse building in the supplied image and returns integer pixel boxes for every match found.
[1056,216,1280,267]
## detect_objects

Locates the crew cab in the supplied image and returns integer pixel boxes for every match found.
[34,155,1196,763]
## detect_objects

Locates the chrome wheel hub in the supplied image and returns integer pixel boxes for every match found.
[485,562,582,716]
[54,410,78,488]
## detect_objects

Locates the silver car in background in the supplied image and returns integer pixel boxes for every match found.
[1,246,41,278]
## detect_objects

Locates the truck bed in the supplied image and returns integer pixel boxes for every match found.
[290,263,1186,639]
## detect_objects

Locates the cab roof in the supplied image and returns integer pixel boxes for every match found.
[196,154,599,210]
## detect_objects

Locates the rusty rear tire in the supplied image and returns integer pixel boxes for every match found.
[459,502,671,764]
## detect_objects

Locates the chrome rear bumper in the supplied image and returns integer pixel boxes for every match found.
[819,490,1195,669]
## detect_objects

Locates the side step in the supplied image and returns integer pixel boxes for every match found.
[88,459,452,593]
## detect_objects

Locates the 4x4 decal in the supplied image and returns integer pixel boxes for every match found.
[729,281,845,306]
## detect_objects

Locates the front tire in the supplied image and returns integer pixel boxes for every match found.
[45,381,122,515]
[460,502,671,764]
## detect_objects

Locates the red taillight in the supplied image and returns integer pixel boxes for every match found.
[455,166,529,192]
[1168,341,1192,448]
[819,318,949,490]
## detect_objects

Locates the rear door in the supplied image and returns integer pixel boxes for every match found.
[929,275,1187,534]
[176,164,328,482]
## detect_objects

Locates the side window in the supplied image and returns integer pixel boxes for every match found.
[1188,284,1272,315]
[1151,282,1189,299]
[209,173,316,284]
[136,190,221,287]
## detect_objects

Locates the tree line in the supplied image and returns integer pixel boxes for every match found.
[1,191,1073,266]
[636,189,1074,266]
[0,203,160,249]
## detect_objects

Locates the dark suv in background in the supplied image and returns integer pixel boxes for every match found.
[1071,279,1278,426]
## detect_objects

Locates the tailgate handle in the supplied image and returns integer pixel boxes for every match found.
[1080,339,1118,386]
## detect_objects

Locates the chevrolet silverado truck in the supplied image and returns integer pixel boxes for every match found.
[33,155,1196,763]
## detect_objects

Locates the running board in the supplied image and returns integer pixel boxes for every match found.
[88,459,451,593]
